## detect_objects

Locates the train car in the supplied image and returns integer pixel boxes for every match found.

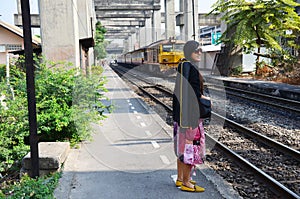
[131,48,145,66]
[144,39,185,72]
[158,39,185,70]
[116,38,185,74]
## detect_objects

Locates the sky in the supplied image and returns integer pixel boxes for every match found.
[0,0,39,24]
[0,0,217,25]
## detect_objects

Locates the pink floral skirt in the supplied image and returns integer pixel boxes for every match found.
[173,120,206,165]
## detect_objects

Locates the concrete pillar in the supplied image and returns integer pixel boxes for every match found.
[183,0,198,41]
[178,0,184,40]
[128,36,132,52]
[145,18,152,45]
[129,35,136,52]
[77,0,93,39]
[39,0,80,68]
[123,39,129,53]
[152,10,162,42]
[164,0,175,39]
[135,27,140,49]
[140,26,146,47]
[131,33,137,50]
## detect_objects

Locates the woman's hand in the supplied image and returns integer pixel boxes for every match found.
[201,95,210,100]
[201,95,212,106]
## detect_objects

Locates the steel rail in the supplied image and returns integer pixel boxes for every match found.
[206,133,300,199]
[208,84,300,114]
[213,112,300,160]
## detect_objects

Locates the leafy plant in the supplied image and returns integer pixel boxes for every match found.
[0,172,61,198]
[230,65,243,76]
[209,0,300,73]
[94,21,108,60]
[0,59,109,174]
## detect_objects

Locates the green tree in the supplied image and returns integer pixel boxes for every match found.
[209,0,300,74]
[94,21,108,60]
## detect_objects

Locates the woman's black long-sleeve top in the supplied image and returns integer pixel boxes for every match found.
[172,61,202,129]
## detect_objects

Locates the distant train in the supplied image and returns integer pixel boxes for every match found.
[117,38,186,73]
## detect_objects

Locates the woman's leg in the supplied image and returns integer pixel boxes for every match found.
[177,159,183,181]
[182,163,193,187]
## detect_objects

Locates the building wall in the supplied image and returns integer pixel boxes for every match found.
[0,26,23,65]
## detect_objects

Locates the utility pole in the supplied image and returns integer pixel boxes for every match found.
[21,0,39,178]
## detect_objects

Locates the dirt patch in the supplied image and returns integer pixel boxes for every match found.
[235,64,300,86]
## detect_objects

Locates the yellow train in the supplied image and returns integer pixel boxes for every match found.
[117,38,185,73]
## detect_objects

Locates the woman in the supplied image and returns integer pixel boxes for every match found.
[172,40,209,192]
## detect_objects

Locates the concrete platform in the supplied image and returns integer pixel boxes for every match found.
[22,142,70,176]
[54,65,241,199]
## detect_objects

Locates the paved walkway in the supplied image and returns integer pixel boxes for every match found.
[54,66,241,199]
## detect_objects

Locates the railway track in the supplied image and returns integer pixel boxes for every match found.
[111,65,300,198]
[207,83,300,114]
[207,82,300,151]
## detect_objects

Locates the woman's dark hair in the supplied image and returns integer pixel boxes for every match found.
[183,40,204,94]
[183,40,200,61]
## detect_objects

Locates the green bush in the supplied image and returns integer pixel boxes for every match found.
[230,65,243,76]
[0,60,108,174]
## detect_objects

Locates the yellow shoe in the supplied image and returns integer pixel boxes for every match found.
[175,180,197,187]
[181,184,205,192]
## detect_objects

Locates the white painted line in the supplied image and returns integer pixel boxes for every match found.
[128,103,132,106]
[140,122,146,127]
[131,107,135,110]
[151,141,160,149]
[133,111,138,114]
[160,155,170,165]
[171,175,177,183]
[127,100,130,102]
[145,131,152,136]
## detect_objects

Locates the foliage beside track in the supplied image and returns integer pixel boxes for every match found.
[0,59,109,177]
[209,0,300,75]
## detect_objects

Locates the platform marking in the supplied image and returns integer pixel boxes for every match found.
[160,155,170,165]
[127,100,130,103]
[140,122,146,127]
[133,111,137,114]
[171,175,177,183]
[145,130,152,137]
[171,175,181,189]
[131,106,135,110]
[151,141,160,149]
[128,103,132,106]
